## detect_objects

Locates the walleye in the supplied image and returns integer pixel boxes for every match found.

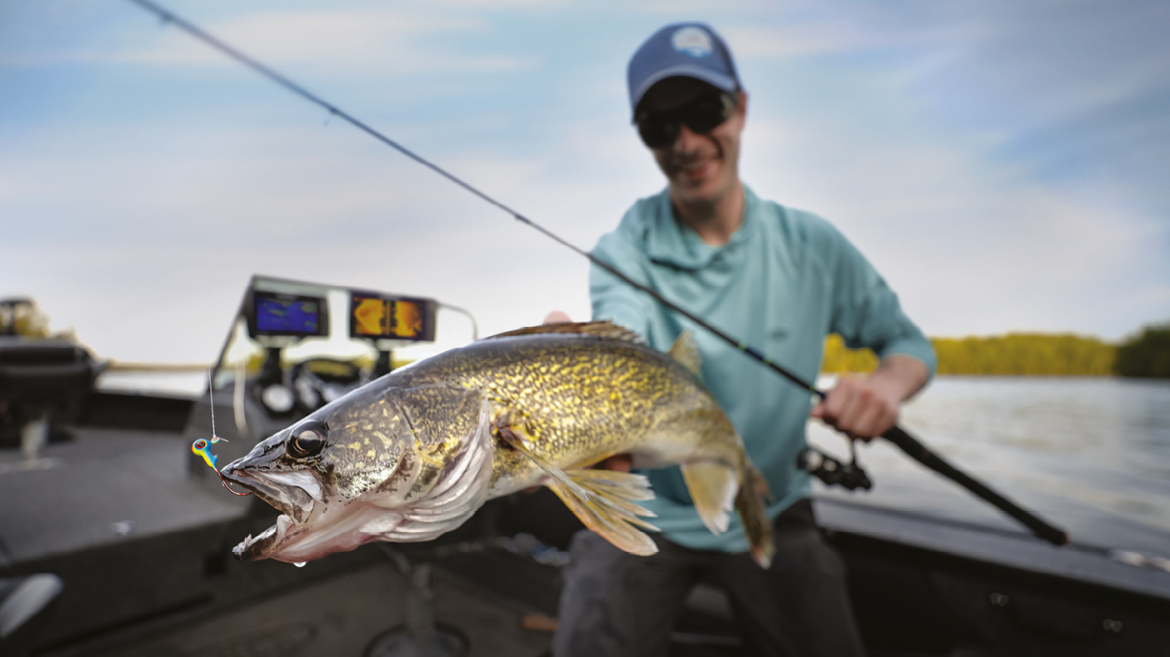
[220,321,775,568]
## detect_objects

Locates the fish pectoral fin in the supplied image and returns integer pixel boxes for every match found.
[569,468,655,501]
[563,469,658,520]
[547,469,660,556]
[493,421,658,556]
[680,460,738,535]
[495,425,593,501]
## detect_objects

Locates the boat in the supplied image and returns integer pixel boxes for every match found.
[1,277,1168,657]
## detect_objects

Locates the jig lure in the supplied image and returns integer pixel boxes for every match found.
[191,436,228,469]
[194,370,251,496]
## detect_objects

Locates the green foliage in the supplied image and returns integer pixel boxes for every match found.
[820,334,879,374]
[1114,324,1170,378]
[820,332,1121,376]
[932,334,1115,376]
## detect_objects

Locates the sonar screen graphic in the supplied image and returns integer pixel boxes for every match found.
[255,297,320,335]
[351,294,428,340]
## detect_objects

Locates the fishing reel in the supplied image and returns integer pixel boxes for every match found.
[796,442,873,491]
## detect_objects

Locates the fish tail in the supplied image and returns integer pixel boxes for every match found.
[735,459,775,569]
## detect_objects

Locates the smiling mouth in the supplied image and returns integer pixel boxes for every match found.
[672,156,716,179]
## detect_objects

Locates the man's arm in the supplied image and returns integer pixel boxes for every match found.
[810,354,929,441]
[801,212,935,441]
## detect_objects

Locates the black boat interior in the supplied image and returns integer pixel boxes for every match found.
[0,297,105,456]
[1,277,1168,657]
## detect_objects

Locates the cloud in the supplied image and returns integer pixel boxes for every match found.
[723,22,968,61]
[0,115,620,362]
[743,106,1162,339]
[2,6,535,74]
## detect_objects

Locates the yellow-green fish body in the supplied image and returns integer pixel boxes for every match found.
[221,322,774,567]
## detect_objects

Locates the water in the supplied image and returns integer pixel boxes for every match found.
[809,377,1170,557]
[96,370,208,397]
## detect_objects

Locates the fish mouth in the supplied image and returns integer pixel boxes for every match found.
[220,466,379,564]
[219,468,319,522]
[233,513,304,562]
[219,466,321,562]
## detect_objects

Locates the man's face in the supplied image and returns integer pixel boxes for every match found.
[638,79,747,210]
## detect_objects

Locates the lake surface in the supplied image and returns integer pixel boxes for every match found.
[810,376,1170,557]
[97,370,209,397]
[99,371,1170,556]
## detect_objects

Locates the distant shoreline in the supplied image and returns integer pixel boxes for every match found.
[820,332,1156,377]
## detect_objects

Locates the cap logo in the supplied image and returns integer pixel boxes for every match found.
[671,27,713,58]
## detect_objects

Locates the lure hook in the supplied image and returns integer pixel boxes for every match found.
[192,370,251,496]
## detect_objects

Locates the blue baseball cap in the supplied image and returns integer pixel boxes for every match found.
[627,23,742,117]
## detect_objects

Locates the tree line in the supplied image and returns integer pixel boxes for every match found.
[820,323,1170,378]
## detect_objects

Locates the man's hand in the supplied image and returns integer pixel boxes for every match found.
[591,454,633,473]
[810,354,929,441]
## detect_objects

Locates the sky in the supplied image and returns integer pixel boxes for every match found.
[2,0,1168,364]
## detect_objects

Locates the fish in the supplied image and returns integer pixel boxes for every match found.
[219,321,775,568]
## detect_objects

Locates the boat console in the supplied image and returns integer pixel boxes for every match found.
[185,276,438,474]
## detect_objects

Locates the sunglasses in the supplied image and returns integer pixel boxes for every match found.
[635,92,736,149]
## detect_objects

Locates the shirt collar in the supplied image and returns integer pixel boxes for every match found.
[644,185,759,269]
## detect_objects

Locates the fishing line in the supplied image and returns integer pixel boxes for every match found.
[208,369,217,437]
[127,0,1066,544]
[197,368,251,496]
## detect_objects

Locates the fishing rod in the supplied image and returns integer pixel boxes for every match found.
[126,0,1068,546]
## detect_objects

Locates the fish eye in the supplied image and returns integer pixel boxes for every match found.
[193,439,207,450]
[288,422,327,459]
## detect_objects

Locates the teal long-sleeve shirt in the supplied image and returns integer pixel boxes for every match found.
[590,186,936,553]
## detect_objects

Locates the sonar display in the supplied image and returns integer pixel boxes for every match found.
[255,297,320,335]
[350,294,430,341]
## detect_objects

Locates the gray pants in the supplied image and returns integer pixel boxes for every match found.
[552,499,865,657]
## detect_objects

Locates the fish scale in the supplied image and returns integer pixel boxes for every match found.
[391,335,695,478]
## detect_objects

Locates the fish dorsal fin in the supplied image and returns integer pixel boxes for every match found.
[486,320,643,343]
[668,330,701,377]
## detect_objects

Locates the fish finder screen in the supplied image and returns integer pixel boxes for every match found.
[252,292,326,337]
[350,293,434,342]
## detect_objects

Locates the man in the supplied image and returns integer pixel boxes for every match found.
[551,23,937,657]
